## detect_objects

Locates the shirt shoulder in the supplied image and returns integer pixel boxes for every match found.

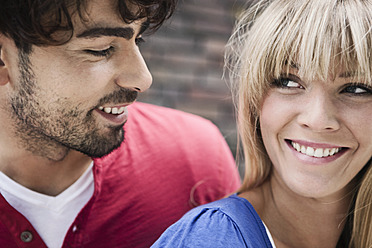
[128,102,221,136]
[117,102,241,204]
[152,195,273,248]
[125,102,235,166]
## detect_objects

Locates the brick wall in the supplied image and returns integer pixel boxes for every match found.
[139,0,247,174]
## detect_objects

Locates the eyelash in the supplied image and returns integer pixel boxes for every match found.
[84,36,146,57]
[84,46,115,57]
[272,78,372,97]
[341,83,372,95]
[272,77,303,89]
[135,36,145,46]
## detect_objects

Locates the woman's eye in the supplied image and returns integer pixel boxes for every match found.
[342,83,372,95]
[84,46,115,57]
[272,78,303,89]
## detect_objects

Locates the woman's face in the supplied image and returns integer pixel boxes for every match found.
[259,67,372,200]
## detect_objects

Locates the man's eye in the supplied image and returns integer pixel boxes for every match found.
[272,78,303,89]
[135,36,145,46]
[84,46,115,57]
[342,83,372,95]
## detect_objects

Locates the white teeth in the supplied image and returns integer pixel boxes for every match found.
[118,107,125,114]
[330,148,336,156]
[314,148,323,158]
[98,106,126,115]
[301,145,306,153]
[111,107,118,114]
[324,148,330,157]
[306,147,314,156]
[291,141,341,158]
[294,143,300,151]
[104,107,112,114]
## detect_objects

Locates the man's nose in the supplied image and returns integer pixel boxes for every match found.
[297,91,341,132]
[114,47,152,92]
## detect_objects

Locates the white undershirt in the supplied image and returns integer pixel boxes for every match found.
[0,162,94,248]
[263,222,277,248]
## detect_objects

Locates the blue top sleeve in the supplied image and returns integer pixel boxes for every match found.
[151,207,246,248]
[151,195,273,248]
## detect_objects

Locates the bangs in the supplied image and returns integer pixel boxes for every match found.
[226,0,372,98]
[224,0,372,196]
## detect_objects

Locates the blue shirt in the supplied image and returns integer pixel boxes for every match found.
[152,194,273,248]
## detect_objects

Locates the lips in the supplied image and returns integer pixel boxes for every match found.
[98,106,126,115]
[286,139,347,158]
[95,104,129,125]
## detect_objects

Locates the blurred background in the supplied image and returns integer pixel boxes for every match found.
[138,0,247,177]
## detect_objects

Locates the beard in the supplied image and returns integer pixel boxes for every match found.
[9,50,137,160]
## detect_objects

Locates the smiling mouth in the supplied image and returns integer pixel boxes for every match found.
[98,106,126,115]
[288,140,346,158]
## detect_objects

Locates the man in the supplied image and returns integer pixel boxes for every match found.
[0,0,240,247]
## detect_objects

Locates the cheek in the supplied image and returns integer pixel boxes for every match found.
[87,63,116,88]
[31,48,116,95]
[355,118,372,161]
[259,93,303,165]
[260,93,296,137]
[259,95,286,158]
[44,65,117,104]
[69,61,119,98]
[340,105,372,158]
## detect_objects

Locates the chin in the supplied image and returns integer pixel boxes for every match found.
[71,127,125,158]
[78,140,123,158]
[285,177,340,200]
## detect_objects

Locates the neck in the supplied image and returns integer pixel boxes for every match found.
[0,147,92,196]
[260,176,354,248]
[0,111,93,196]
[241,174,355,248]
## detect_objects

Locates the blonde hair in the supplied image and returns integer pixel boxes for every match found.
[224,0,372,247]
[350,162,372,248]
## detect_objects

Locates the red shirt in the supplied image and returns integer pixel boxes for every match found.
[0,102,241,248]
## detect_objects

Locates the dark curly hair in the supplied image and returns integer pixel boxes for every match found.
[0,0,177,53]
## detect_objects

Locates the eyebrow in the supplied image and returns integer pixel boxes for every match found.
[339,71,361,78]
[77,27,134,39]
[76,21,150,40]
[283,60,299,70]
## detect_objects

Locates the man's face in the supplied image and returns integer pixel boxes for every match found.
[4,0,152,159]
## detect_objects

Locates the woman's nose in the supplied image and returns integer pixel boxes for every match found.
[297,91,341,132]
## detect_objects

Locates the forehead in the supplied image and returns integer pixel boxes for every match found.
[73,0,120,27]
[71,0,140,32]
[284,60,367,82]
[62,0,148,44]
[244,0,372,86]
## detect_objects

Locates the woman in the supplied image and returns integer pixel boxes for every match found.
[152,0,372,247]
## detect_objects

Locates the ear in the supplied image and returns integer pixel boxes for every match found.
[0,36,10,86]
